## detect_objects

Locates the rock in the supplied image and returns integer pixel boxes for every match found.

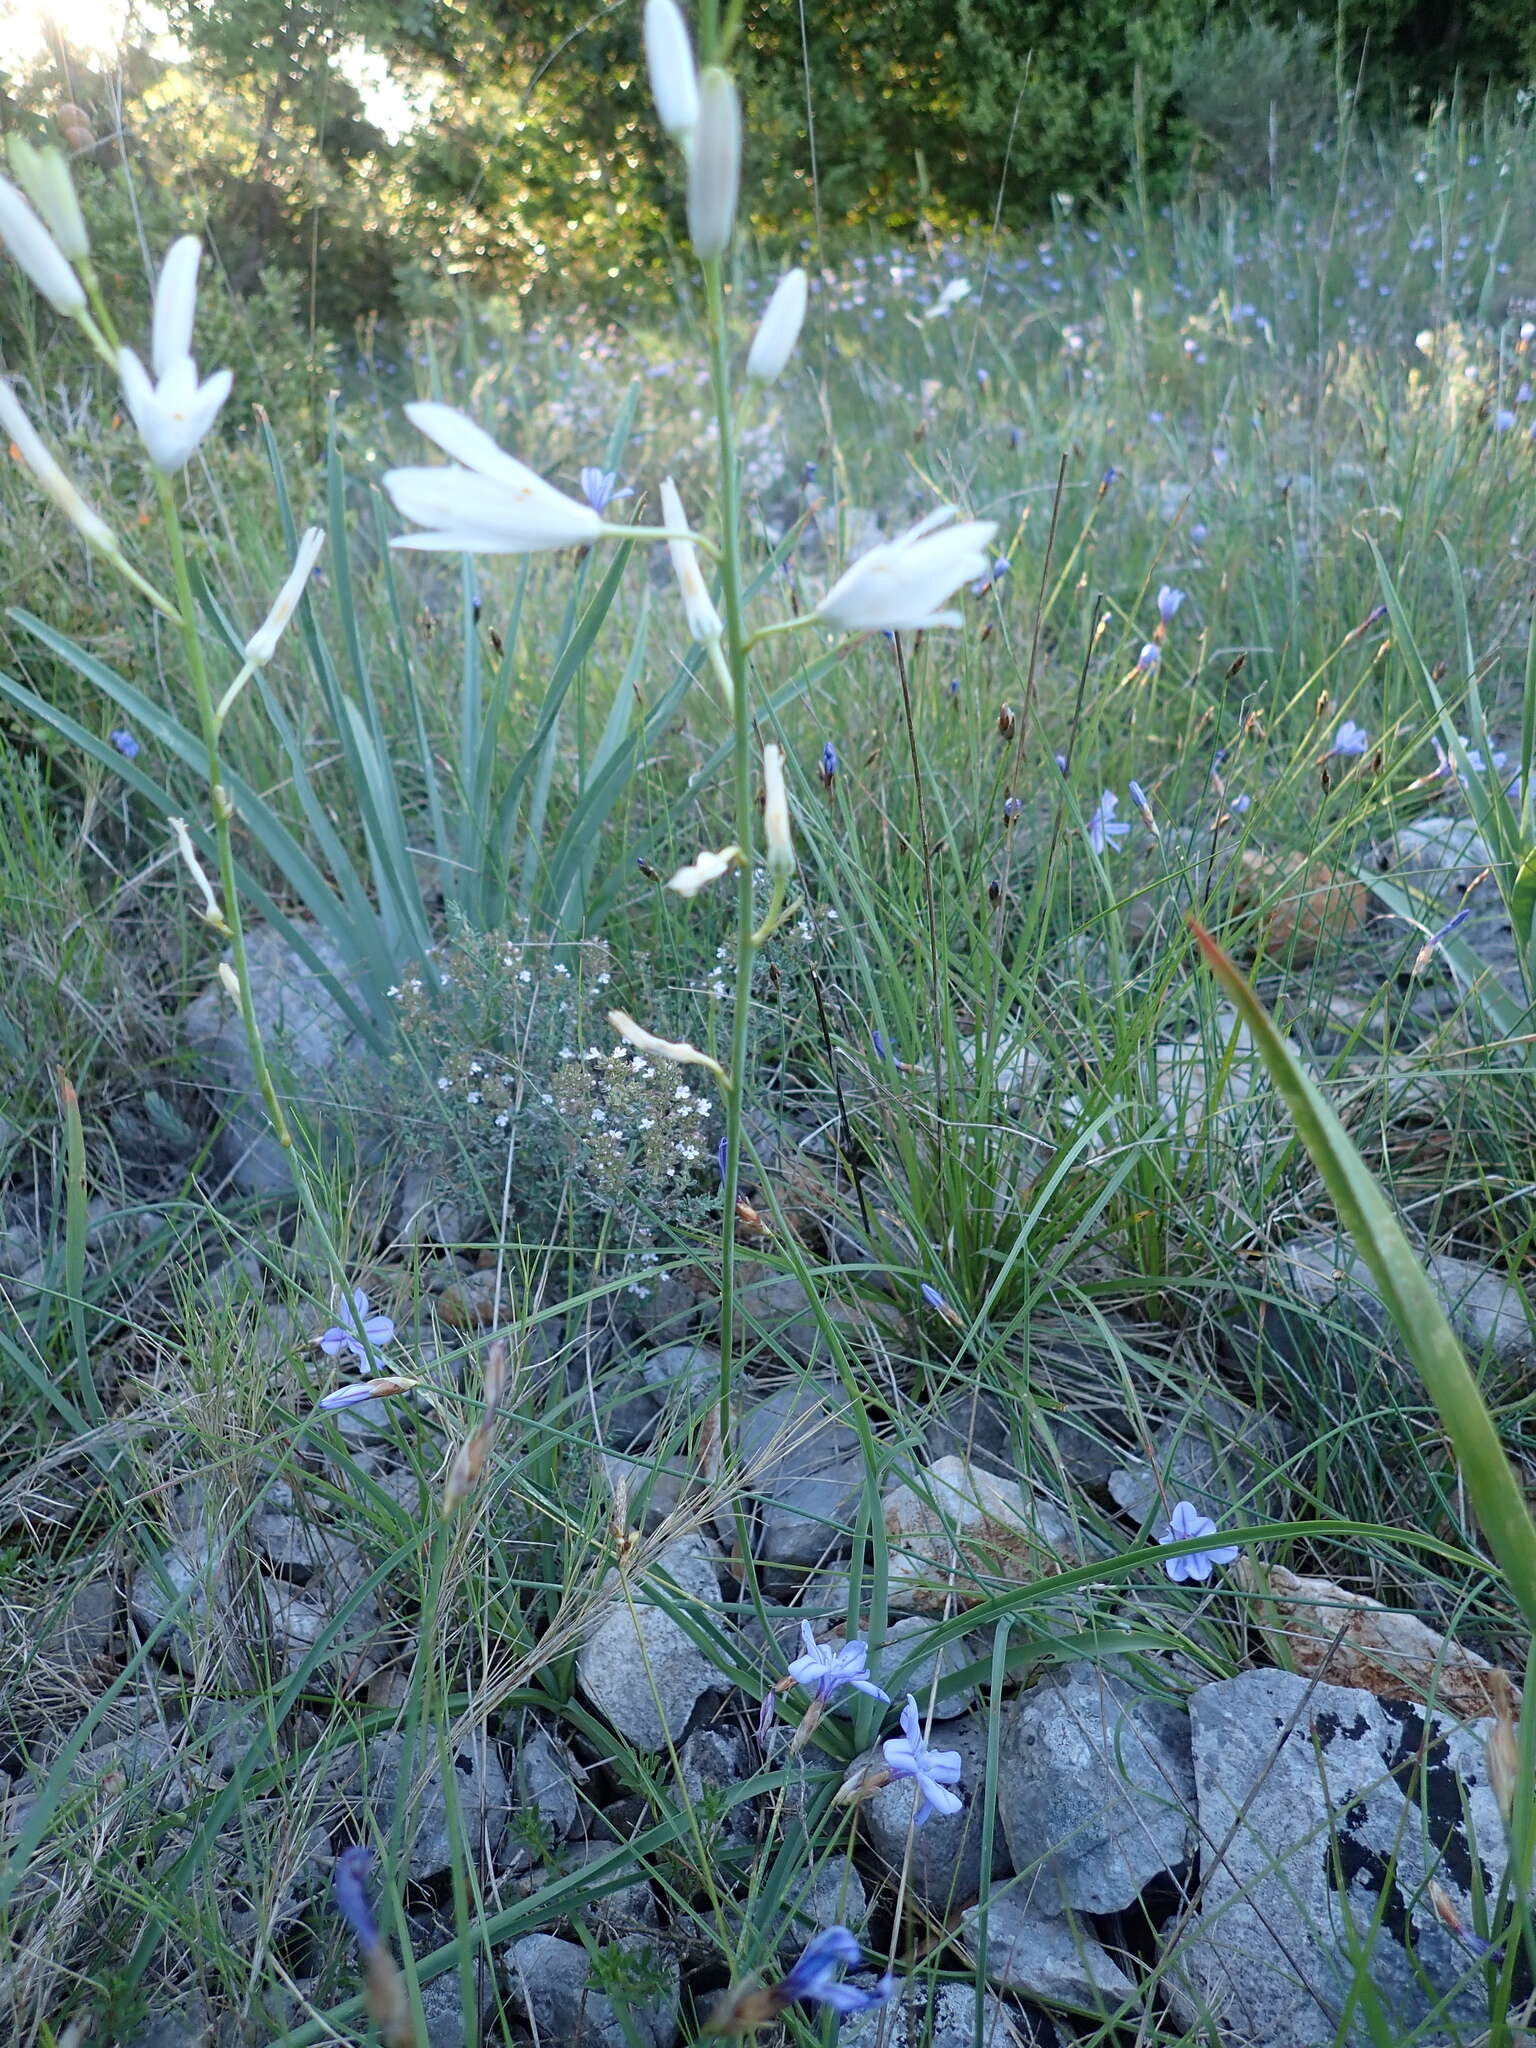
[1152,1007,1299,1158]
[879,1616,975,1719]
[642,1342,721,1404]
[676,1726,757,1848]
[839,1980,1045,2048]
[735,1269,905,1370]
[1108,1392,1288,1527]
[998,1661,1196,1914]
[576,1535,724,1750]
[882,1457,1098,1614]
[501,1726,581,1871]
[599,1449,689,1532]
[182,918,378,1195]
[559,1842,659,1935]
[417,1970,491,2048]
[394,1165,474,1250]
[119,2002,213,2048]
[367,1729,511,1880]
[862,1714,1010,1912]
[1177,1669,1511,2048]
[501,1931,678,2048]
[733,1379,867,1577]
[788,1859,869,1943]
[1369,815,1525,1001]
[961,1893,1137,2011]
[619,1271,700,1343]
[1266,1228,1533,1373]
[247,1481,364,1583]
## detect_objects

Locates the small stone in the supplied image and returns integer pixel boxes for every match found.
[1176,1669,1510,2048]
[675,1726,756,1848]
[733,1379,866,1577]
[998,1661,1196,1914]
[366,1729,511,1880]
[576,1535,725,1750]
[960,1893,1137,2011]
[839,1980,1043,2048]
[882,1456,1098,1614]
[788,1859,869,1943]
[1267,1229,1533,1373]
[862,1714,1010,1912]
[182,919,376,1195]
[501,1931,678,2048]
[641,1342,721,1403]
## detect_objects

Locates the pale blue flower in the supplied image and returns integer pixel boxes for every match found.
[579,465,632,515]
[1156,1499,1240,1583]
[1087,790,1131,854]
[779,1928,895,2015]
[1135,642,1160,673]
[1332,720,1369,756]
[787,1623,891,1711]
[111,728,140,759]
[882,1695,964,1826]
[319,1288,395,1367]
[333,1845,380,1951]
[1156,584,1185,624]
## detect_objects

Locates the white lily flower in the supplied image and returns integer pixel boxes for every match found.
[644,0,700,149]
[762,743,794,877]
[665,844,740,897]
[0,171,85,314]
[245,527,326,664]
[0,377,116,552]
[813,507,999,634]
[659,476,722,640]
[384,402,607,553]
[5,138,88,261]
[117,238,232,473]
[608,1009,726,1083]
[923,277,971,320]
[686,67,741,261]
[746,268,808,385]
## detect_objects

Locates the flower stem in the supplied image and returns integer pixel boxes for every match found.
[702,253,754,1464]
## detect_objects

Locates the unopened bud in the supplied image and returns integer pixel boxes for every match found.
[687,68,741,261]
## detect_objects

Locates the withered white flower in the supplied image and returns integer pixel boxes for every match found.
[608,1010,725,1084]
[762,743,794,877]
[244,527,326,665]
[665,844,740,897]
[659,476,722,640]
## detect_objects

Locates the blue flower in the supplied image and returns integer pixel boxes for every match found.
[1156,1500,1240,1583]
[1135,643,1160,674]
[1413,905,1474,971]
[111,729,140,759]
[318,1288,395,1367]
[717,1135,729,1184]
[1002,794,1023,823]
[1156,584,1185,624]
[821,740,838,784]
[969,555,1010,597]
[1332,720,1369,756]
[1086,790,1131,855]
[1494,409,1517,432]
[333,1844,380,1951]
[882,1695,964,1826]
[778,1928,896,2016]
[1128,778,1151,817]
[787,1622,891,1710]
[578,466,632,515]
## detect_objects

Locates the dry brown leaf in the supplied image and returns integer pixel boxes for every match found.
[1232,850,1370,964]
[1234,1560,1515,1719]
[881,1455,1099,1612]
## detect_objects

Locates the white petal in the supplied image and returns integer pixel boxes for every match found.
[0,173,85,314]
[152,237,203,380]
[686,67,741,260]
[644,0,700,144]
[383,464,601,551]
[245,525,326,664]
[746,268,808,385]
[403,401,601,535]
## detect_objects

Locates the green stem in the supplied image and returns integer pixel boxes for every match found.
[702,254,754,1471]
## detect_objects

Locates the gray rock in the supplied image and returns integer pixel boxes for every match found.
[733,1379,866,1576]
[839,1981,1043,2048]
[1108,1392,1288,1526]
[120,2003,212,2048]
[560,1842,660,1935]
[1268,1228,1533,1373]
[1177,1669,1510,2048]
[367,1729,511,1879]
[598,1448,689,1532]
[620,1271,699,1343]
[247,1481,363,1584]
[642,1342,721,1404]
[501,1931,678,2048]
[417,1970,492,2048]
[515,1725,581,1844]
[395,1165,474,1250]
[961,1893,1136,2012]
[1369,815,1527,1002]
[879,1616,975,1719]
[788,1859,869,1943]
[676,1726,757,1848]
[999,1661,1196,1914]
[182,918,376,1194]
[736,1272,903,1370]
[862,1715,1010,1912]
[576,1535,724,1750]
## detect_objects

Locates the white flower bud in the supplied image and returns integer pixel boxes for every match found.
[659,476,722,641]
[0,377,115,553]
[686,68,741,261]
[762,743,794,878]
[245,527,326,664]
[608,1010,726,1084]
[644,0,700,149]
[665,844,739,897]
[5,137,88,261]
[746,268,808,385]
[0,171,85,314]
